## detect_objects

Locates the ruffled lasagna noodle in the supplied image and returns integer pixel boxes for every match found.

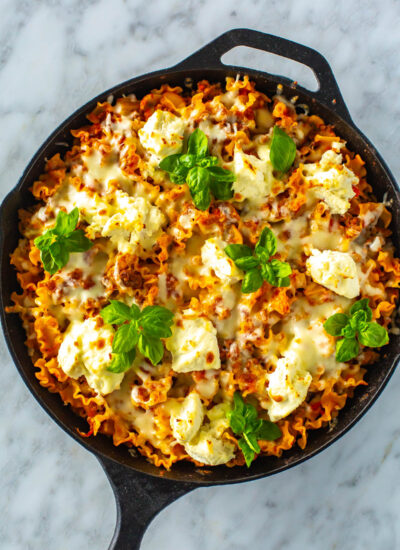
[8,76,400,469]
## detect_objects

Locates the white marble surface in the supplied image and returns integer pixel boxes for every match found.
[1,1,400,548]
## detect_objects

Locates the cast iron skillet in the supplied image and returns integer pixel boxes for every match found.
[1,29,399,550]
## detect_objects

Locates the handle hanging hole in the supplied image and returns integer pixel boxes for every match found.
[221,46,320,92]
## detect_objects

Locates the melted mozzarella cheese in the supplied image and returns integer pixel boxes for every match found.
[58,317,124,395]
[82,149,131,189]
[303,147,358,214]
[306,249,360,299]
[138,110,185,162]
[166,316,221,373]
[232,144,276,205]
[275,213,343,260]
[50,248,108,322]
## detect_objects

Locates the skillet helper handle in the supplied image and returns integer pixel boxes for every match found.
[173,28,352,123]
[99,457,196,550]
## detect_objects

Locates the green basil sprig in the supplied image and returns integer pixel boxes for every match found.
[159,128,235,210]
[269,126,296,173]
[34,207,92,275]
[101,300,174,372]
[225,227,292,293]
[227,392,281,467]
[324,298,389,362]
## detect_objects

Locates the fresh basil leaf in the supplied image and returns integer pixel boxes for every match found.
[234,256,260,271]
[112,323,139,353]
[179,154,197,168]
[40,247,59,275]
[187,128,209,157]
[276,276,291,288]
[243,432,260,454]
[53,207,79,236]
[238,437,256,467]
[140,305,174,324]
[187,166,211,210]
[336,337,359,362]
[257,420,282,441]
[138,332,164,365]
[350,298,373,322]
[242,269,263,294]
[341,324,357,339]
[207,166,235,183]
[210,179,234,201]
[323,313,349,337]
[255,227,277,258]
[140,305,174,338]
[34,230,56,251]
[49,240,69,270]
[197,156,218,168]
[224,244,253,261]
[34,209,92,273]
[349,309,367,330]
[192,187,211,211]
[159,153,182,173]
[228,412,246,435]
[269,126,296,173]
[233,391,245,415]
[261,262,275,284]
[107,348,136,373]
[228,392,279,466]
[140,321,172,339]
[63,229,93,252]
[270,259,292,278]
[168,165,189,185]
[187,165,210,193]
[253,245,270,264]
[129,304,141,320]
[101,300,134,325]
[243,402,258,422]
[358,322,389,348]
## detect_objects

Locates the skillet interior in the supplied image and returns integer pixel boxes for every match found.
[1,64,400,486]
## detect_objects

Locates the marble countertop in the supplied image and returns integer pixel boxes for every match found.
[1,1,400,548]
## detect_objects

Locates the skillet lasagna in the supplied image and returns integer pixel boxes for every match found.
[8,76,400,469]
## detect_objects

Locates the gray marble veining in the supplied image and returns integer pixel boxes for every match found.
[1,1,400,548]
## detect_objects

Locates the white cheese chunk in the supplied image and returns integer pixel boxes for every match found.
[303,147,358,214]
[166,317,221,373]
[201,237,243,283]
[58,318,124,395]
[170,392,204,444]
[101,192,165,252]
[306,249,360,299]
[232,144,276,205]
[267,350,312,422]
[138,110,185,162]
[184,404,235,466]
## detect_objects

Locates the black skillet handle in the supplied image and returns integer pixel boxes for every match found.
[99,456,196,550]
[173,28,352,124]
